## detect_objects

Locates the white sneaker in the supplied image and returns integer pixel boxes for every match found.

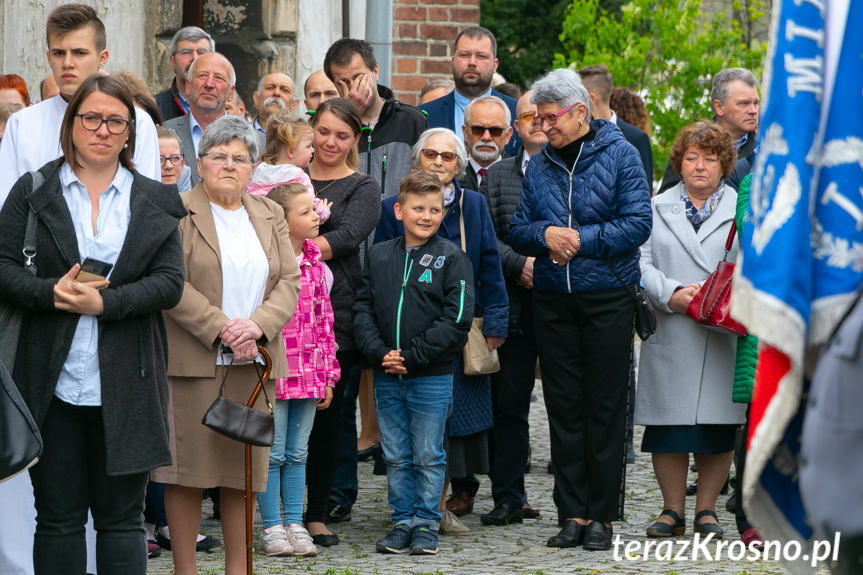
[286,524,318,557]
[259,525,293,556]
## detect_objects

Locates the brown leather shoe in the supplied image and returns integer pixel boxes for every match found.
[522,503,541,519]
[445,492,474,517]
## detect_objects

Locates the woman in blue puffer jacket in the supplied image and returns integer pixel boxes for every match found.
[509,68,652,551]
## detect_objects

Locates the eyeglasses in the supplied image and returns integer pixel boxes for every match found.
[160,154,184,167]
[534,104,579,127]
[175,48,211,57]
[468,125,506,138]
[421,149,457,163]
[200,152,252,168]
[75,113,130,135]
[518,111,537,124]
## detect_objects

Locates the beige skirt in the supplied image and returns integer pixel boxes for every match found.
[151,365,274,492]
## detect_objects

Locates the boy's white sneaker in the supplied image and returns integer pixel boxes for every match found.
[286,524,318,556]
[259,525,293,556]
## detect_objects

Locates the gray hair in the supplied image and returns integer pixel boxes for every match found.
[530,68,590,110]
[420,78,454,99]
[186,52,237,88]
[464,95,511,127]
[170,26,215,55]
[198,116,260,163]
[256,73,295,95]
[710,68,757,104]
[410,128,468,180]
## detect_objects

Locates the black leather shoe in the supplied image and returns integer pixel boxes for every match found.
[312,532,340,546]
[357,442,380,462]
[481,501,524,526]
[693,509,724,539]
[546,520,585,548]
[646,509,685,538]
[325,502,352,523]
[583,521,613,551]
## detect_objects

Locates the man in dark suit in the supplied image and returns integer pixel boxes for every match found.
[457,95,511,192]
[476,89,547,526]
[578,64,654,189]
[418,26,521,157]
[154,26,214,122]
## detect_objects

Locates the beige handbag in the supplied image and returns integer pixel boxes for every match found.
[458,193,500,375]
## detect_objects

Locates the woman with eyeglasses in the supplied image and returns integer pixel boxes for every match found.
[0,74,185,574]
[375,127,508,536]
[157,125,192,192]
[149,115,300,575]
[510,68,652,551]
[301,98,381,548]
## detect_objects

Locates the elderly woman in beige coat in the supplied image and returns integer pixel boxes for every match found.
[635,122,746,541]
[151,116,300,575]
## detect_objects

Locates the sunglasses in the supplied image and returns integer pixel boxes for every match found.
[421,149,457,162]
[467,125,506,138]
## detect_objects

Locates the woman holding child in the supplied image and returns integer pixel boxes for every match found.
[151,115,300,575]
[303,98,381,546]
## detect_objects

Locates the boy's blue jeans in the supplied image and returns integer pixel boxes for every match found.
[374,370,452,531]
[257,398,317,527]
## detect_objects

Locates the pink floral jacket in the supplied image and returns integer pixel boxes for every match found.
[276,239,340,399]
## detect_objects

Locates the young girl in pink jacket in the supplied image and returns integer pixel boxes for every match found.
[256,183,340,557]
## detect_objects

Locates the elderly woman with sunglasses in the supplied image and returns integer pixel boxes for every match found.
[375,127,509,535]
[510,68,652,551]
[150,115,300,575]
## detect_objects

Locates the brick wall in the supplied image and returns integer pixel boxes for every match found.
[391,0,480,106]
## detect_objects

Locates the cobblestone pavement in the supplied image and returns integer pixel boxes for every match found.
[147,377,828,575]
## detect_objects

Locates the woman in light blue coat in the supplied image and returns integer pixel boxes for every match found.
[636,122,746,540]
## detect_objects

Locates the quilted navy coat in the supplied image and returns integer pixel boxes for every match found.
[509,119,652,292]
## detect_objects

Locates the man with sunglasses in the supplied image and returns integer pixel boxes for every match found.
[458,95,512,192]
[419,26,521,157]
[154,26,215,122]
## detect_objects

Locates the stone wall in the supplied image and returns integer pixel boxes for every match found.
[390,0,480,106]
[0,0,147,103]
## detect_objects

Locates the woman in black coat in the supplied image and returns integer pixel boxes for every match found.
[0,75,185,575]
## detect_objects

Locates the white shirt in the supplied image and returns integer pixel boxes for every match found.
[0,96,161,207]
[54,163,133,406]
[521,149,532,174]
[211,202,269,365]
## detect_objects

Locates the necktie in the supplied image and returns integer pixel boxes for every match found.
[478,168,487,177]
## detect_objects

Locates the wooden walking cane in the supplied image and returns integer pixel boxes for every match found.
[245,346,272,575]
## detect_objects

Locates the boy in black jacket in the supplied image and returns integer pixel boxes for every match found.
[353,170,474,555]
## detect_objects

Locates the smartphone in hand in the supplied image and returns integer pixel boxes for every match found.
[76,257,113,282]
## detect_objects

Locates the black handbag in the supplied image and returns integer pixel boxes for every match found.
[0,171,45,482]
[1,360,43,482]
[202,347,275,447]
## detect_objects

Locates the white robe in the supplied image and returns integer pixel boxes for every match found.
[0,96,159,575]
[0,95,160,206]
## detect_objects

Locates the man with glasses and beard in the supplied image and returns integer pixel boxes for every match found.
[419,26,520,157]
[252,72,300,132]
[458,95,512,192]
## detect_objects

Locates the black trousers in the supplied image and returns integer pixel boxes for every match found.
[304,349,357,524]
[489,329,538,506]
[533,289,633,522]
[29,397,149,575]
[735,405,752,533]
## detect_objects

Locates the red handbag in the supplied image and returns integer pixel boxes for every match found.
[686,220,748,337]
